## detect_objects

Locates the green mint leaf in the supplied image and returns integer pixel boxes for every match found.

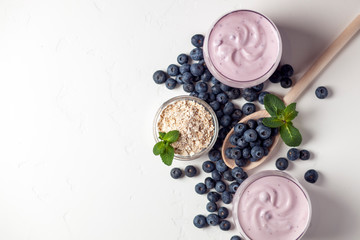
[280,122,302,147]
[160,145,174,166]
[264,94,286,118]
[153,141,166,155]
[283,103,298,121]
[163,130,180,143]
[262,117,285,128]
[158,132,166,140]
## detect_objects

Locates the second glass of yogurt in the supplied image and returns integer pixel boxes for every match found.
[203,10,282,88]
[232,170,312,240]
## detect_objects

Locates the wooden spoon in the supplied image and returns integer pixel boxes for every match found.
[222,14,360,170]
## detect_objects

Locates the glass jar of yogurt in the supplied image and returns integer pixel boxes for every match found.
[232,170,312,240]
[203,10,282,88]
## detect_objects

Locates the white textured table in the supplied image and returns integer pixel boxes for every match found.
[1,0,360,239]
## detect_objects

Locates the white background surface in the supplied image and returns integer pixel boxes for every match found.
[1,0,360,239]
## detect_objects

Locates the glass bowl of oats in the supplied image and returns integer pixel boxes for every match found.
[153,95,219,160]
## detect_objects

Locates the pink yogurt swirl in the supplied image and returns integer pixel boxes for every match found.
[236,175,310,240]
[207,10,281,83]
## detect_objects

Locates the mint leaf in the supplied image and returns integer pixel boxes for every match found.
[282,103,298,121]
[264,94,285,117]
[153,141,166,155]
[158,132,166,140]
[160,145,174,166]
[262,117,284,128]
[280,122,302,147]
[163,130,180,143]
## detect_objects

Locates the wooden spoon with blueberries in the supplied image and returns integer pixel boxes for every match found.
[222,14,360,170]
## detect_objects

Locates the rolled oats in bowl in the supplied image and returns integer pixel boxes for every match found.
[153,95,219,160]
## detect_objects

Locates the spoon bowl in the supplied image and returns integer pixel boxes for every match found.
[222,14,360,169]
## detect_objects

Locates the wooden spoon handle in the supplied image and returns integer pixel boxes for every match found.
[283,14,360,105]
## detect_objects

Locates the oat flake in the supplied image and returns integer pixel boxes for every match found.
[157,99,215,156]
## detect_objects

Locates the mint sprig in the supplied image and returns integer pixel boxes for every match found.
[153,130,180,166]
[262,94,302,147]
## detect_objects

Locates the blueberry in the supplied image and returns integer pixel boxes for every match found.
[258,91,269,104]
[275,157,289,170]
[231,109,243,122]
[211,83,223,95]
[207,191,221,202]
[262,137,273,148]
[300,149,311,160]
[230,236,242,240]
[218,206,229,219]
[201,69,213,82]
[215,109,224,119]
[263,147,269,156]
[206,202,218,212]
[215,159,228,173]
[195,81,208,93]
[208,149,221,161]
[251,146,264,160]
[205,177,216,189]
[242,103,256,115]
[233,123,248,137]
[165,78,177,89]
[220,115,232,127]
[249,139,262,148]
[218,127,230,140]
[257,118,264,126]
[221,191,233,204]
[243,88,258,102]
[222,103,234,116]
[230,147,242,160]
[287,148,300,161]
[190,47,204,61]
[220,83,232,92]
[252,83,264,92]
[170,167,182,179]
[198,92,209,101]
[182,72,193,83]
[315,86,328,99]
[202,160,216,173]
[189,91,198,97]
[229,134,239,146]
[193,214,207,228]
[175,75,184,84]
[210,77,218,85]
[280,64,294,77]
[208,93,216,102]
[231,166,245,180]
[229,182,240,193]
[304,169,319,183]
[183,83,195,93]
[191,34,204,47]
[216,92,228,104]
[190,63,205,76]
[223,169,235,181]
[195,183,207,194]
[235,158,248,167]
[219,220,231,231]
[177,53,189,65]
[236,136,249,149]
[242,147,251,159]
[207,213,220,226]
[269,70,282,83]
[153,70,167,84]
[211,170,222,181]
[215,180,227,193]
[256,125,272,139]
[247,119,257,129]
[167,64,179,76]
[185,165,197,177]
[280,77,293,88]
[226,88,241,99]
[209,101,220,111]
[179,63,191,74]
[244,129,258,142]
[225,147,233,159]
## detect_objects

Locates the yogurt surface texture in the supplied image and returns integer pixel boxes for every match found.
[233,172,310,240]
[204,10,281,88]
